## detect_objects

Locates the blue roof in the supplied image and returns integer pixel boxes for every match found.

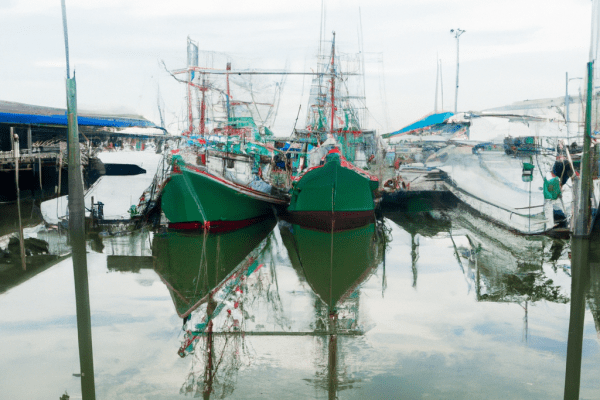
[0,100,158,128]
[383,112,454,138]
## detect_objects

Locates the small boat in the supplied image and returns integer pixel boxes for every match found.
[384,111,578,236]
[427,140,573,236]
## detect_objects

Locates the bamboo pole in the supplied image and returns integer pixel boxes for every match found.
[12,128,26,271]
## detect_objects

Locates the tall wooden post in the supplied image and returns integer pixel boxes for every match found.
[66,59,96,400]
[27,126,32,151]
[38,156,42,194]
[574,61,594,237]
[12,129,26,271]
[57,152,62,196]
[62,0,96,398]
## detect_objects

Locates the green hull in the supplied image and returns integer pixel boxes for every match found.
[280,223,381,310]
[152,218,276,318]
[161,165,285,230]
[288,157,377,213]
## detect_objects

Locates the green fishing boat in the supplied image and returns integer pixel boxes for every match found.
[283,33,379,231]
[159,39,289,232]
[286,147,379,231]
[161,156,286,232]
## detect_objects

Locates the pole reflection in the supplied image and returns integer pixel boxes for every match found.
[157,218,276,398]
[563,232,597,400]
[281,221,386,399]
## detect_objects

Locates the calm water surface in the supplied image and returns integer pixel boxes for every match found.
[1,207,599,399]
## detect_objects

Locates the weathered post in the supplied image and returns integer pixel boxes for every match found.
[574,61,594,237]
[61,0,96,398]
[57,151,62,196]
[90,196,94,229]
[12,128,26,271]
[27,126,32,151]
[38,156,42,194]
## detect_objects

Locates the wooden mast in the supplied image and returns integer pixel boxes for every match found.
[200,75,206,136]
[329,32,336,135]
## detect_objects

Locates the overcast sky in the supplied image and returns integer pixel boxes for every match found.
[0,0,595,135]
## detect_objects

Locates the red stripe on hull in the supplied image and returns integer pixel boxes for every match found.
[168,216,270,233]
[279,210,375,232]
[167,221,203,230]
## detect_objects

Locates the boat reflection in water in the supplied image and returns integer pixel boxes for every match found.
[152,217,276,321]
[385,210,452,288]
[153,217,276,398]
[387,206,571,339]
[280,221,386,399]
[163,215,386,399]
[448,206,570,313]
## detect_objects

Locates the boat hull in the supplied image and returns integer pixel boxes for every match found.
[426,147,569,236]
[442,177,552,235]
[286,157,378,231]
[161,165,286,232]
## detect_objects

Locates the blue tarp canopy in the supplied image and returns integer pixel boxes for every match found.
[383,112,454,139]
[0,100,158,128]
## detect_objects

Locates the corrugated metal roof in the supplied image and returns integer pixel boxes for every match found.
[0,100,159,128]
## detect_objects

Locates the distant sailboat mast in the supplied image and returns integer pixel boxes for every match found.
[440,59,444,111]
[434,56,439,113]
[434,57,444,113]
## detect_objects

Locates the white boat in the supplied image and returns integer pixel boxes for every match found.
[426,140,572,235]
[383,109,580,236]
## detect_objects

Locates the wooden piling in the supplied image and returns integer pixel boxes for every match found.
[66,76,96,400]
[574,61,594,237]
[57,152,62,197]
[38,156,42,195]
[27,126,32,150]
[62,0,95,397]
[90,196,94,229]
[11,128,26,271]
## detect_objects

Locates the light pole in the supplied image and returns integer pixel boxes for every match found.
[450,28,465,113]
